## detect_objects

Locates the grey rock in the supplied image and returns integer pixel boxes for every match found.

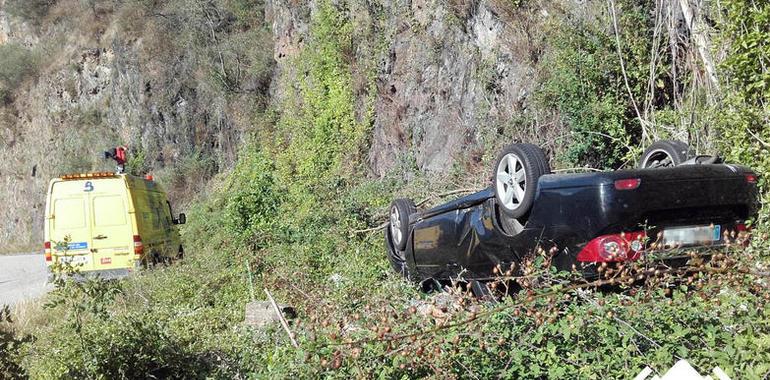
[244,301,297,328]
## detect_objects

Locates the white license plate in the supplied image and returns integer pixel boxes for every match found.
[662,225,721,247]
[59,255,90,266]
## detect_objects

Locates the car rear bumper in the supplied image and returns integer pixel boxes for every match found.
[576,246,721,279]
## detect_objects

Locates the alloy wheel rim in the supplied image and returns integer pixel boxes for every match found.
[496,153,526,211]
[390,206,402,245]
[643,149,675,168]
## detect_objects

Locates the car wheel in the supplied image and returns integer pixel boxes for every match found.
[389,198,415,251]
[639,140,692,168]
[492,143,551,218]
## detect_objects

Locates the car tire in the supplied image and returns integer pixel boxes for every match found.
[639,140,692,168]
[389,198,415,251]
[492,143,551,218]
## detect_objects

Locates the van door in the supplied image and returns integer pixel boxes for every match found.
[49,181,93,271]
[89,179,133,271]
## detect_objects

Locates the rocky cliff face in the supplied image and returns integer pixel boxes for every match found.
[0,1,262,250]
[267,0,548,176]
[0,0,37,46]
[0,0,560,250]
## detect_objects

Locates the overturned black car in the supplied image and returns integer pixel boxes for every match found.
[385,141,759,284]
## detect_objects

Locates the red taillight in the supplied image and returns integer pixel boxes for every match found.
[577,231,646,262]
[746,173,757,183]
[133,235,144,256]
[614,178,641,190]
[44,241,52,262]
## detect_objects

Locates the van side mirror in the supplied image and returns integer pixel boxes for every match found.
[174,213,186,225]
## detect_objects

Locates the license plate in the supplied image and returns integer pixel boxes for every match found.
[661,225,721,247]
[59,255,89,266]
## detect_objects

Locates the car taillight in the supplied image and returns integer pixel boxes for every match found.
[746,173,757,183]
[614,178,641,190]
[44,241,52,262]
[577,231,646,262]
[133,235,144,256]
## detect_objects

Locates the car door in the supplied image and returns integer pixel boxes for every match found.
[89,179,133,270]
[49,181,94,271]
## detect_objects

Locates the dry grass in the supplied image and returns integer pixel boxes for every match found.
[9,298,47,334]
[0,244,38,255]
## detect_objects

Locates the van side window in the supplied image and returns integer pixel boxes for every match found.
[54,198,86,229]
[93,195,127,226]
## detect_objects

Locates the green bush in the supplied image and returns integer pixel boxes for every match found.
[0,307,26,380]
[223,148,282,248]
[536,1,664,169]
[711,0,770,218]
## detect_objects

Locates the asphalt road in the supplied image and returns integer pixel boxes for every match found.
[0,253,52,308]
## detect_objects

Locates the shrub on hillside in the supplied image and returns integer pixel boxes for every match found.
[0,43,40,103]
[0,307,26,380]
[536,2,659,169]
[713,0,770,214]
[223,149,282,248]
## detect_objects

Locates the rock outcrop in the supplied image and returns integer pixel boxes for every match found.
[267,0,544,176]
[0,0,556,249]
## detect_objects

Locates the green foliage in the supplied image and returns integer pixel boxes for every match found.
[710,0,770,218]
[536,1,660,169]
[0,307,26,380]
[26,248,253,378]
[125,148,148,176]
[223,147,281,248]
[720,0,770,104]
[73,107,103,128]
[271,0,362,222]
[0,44,40,103]
[156,150,220,201]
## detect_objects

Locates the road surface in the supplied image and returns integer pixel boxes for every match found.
[0,253,52,308]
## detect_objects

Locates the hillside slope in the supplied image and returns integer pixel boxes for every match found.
[0,0,272,250]
[1,0,769,378]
